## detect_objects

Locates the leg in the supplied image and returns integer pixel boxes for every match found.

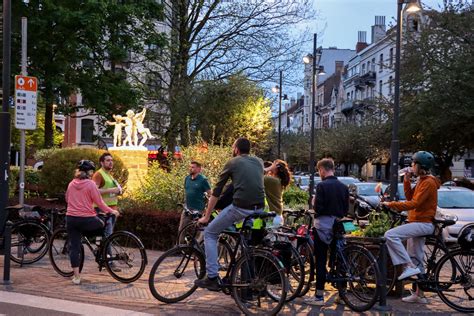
[177,211,192,244]
[314,231,329,295]
[66,217,82,272]
[384,224,417,267]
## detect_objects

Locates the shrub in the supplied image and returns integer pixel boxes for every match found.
[8,166,42,198]
[115,198,180,250]
[41,147,128,196]
[132,143,232,210]
[283,184,309,209]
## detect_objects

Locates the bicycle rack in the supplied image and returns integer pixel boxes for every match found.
[0,221,13,285]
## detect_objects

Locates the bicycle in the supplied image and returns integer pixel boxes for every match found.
[48,215,147,283]
[393,214,474,313]
[149,212,288,315]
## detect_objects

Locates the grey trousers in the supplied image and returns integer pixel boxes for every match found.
[384,222,434,273]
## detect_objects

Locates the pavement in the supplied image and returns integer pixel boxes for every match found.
[0,248,468,315]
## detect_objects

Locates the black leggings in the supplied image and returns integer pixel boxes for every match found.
[314,231,329,291]
[66,216,104,268]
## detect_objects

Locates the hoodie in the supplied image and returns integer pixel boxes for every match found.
[66,179,115,217]
[387,174,441,223]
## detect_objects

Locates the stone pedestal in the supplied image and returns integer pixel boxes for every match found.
[109,147,148,194]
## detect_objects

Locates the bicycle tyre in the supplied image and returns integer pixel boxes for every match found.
[283,244,305,301]
[149,245,206,303]
[103,231,148,283]
[10,221,50,265]
[434,248,474,313]
[230,249,287,315]
[337,244,379,312]
[177,221,200,245]
[48,228,84,277]
[297,241,315,297]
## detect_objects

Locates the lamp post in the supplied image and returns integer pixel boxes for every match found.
[389,0,421,201]
[272,71,288,159]
[304,33,325,209]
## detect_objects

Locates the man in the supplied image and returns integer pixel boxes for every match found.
[92,153,122,238]
[383,151,439,304]
[195,137,265,291]
[304,158,349,306]
[178,161,212,243]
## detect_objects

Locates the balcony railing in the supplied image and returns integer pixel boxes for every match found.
[341,100,354,112]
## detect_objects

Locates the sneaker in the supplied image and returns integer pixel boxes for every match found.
[72,276,81,285]
[304,295,325,306]
[398,267,421,280]
[402,292,428,304]
[194,276,220,291]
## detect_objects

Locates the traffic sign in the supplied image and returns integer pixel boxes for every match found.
[14,75,38,130]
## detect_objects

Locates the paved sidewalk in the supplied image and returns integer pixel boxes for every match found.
[0,249,466,315]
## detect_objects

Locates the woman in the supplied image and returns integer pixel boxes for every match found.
[65,160,120,285]
[264,159,291,226]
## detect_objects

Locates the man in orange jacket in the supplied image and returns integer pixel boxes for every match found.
[383,151,440,304]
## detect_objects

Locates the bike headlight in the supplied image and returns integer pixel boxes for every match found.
[358,201,369,208]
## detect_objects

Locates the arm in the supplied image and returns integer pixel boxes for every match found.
[92,172,120,195]
[386,180,435,211]
[199,195,219,224]
[403,174,415,201]
[89,183,119,215]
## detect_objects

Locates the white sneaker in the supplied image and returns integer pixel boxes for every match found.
[402,292,428,304]
[398,267,421,280]
[304,296,325,306]
[72,276,81,285]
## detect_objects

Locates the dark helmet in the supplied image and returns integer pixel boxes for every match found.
[412,151,434,170]
[77,160,96,172]
[458,226,473,251]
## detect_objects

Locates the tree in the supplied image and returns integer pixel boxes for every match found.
[150,0,314,149]
[12,1,164,147]
[400,2,474,181]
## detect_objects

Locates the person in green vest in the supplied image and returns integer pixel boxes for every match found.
[92,152,122,272]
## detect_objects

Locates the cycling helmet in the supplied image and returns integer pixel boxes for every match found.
[412,151,434,170]
[77,160,96,172]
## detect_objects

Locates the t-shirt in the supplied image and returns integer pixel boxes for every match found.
[264,176,283,215]
[185,174,211,211]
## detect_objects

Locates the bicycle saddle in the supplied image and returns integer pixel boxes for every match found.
[433,218,456,227]
[5,204,23,211]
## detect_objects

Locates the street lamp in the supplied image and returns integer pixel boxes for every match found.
[303,33,325,209]
[271,72,288,158]
[389,0,421,201]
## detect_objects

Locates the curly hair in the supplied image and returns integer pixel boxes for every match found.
[274,159,291,188]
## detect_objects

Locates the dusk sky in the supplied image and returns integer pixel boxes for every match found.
[312,0,446,50]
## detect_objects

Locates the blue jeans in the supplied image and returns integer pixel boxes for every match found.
[204,204,262,278]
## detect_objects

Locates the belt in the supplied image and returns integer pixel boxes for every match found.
[233,201,265,210]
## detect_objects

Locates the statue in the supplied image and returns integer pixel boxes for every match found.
[106,115,126,148]
[110,108,154,148]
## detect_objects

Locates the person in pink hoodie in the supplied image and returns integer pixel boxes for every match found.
[65,160,120,285]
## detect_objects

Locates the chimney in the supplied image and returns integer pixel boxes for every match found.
[371,16,386,43]
[335,61,344,75]
[355,31,368,53]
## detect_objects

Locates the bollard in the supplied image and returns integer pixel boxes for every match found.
[1,221,12,284]
[376,237,391,311]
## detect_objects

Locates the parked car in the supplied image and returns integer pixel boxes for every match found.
[338,176,361,187]
[383,183,408,201]
[348,182,387,219]
[442,177,474,190]
[436,186,474,243]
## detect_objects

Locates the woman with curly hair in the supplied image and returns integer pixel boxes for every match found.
[264,159,291,225]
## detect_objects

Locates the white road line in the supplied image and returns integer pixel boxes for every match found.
[0,291,153,316]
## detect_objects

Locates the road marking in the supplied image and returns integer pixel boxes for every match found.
[0,291,153,316]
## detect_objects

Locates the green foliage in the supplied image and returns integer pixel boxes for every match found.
[40,148,128,196]
[283,184,309,209]
[8,166,42,198]
[33,148,60,162]
[400,3,474,180]
[190,74,273,152]
[132,142,232,210]
[363,211,391,238]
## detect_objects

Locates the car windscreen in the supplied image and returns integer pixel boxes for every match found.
[300,177,309,186]
[339,178,360,185]
[356,184,379,196]
[438,190,474,208]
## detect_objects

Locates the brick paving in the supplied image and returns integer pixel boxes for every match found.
[0,248,467,315]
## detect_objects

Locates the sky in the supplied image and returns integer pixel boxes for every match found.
[312,0,447,50]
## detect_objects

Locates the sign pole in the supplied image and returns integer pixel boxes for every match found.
[19,17,27,205]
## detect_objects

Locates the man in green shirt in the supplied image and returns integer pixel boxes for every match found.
[195,138,265,291]
[178,161,211,243]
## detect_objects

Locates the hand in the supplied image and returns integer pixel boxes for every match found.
[110,187,121,194]
[197,216,210,225]
[111,210,120,217]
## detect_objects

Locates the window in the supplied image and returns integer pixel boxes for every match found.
[362,63,366,74]
[389,48,394,68]
[379,54,384,72]
[351,91,354,99]
[367,61,371,72]
[379,80,383,95]
[81,119,94,143]
[388,76,393,95]
[371,58,376,71]
[347,92,350,99]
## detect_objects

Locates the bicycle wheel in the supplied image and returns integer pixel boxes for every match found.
[276,243,304,301]
[424,238,448,272]
[230,249,287,315]
[177,221,201,245]
[435,248,474,313]
[48,228,84,277]
[149,245,206,303]
[10,221,50,264]
[103,231,147,283]
[297,241,315,297]
[337,244,379,312]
